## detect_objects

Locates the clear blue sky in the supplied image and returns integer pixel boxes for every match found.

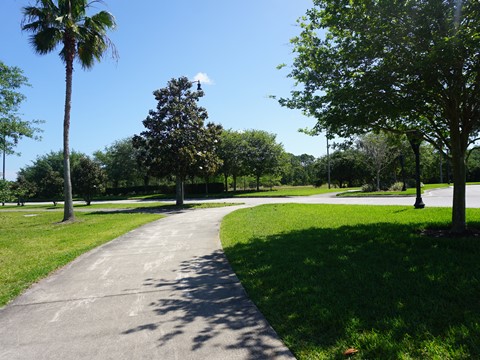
[1,0,327,180]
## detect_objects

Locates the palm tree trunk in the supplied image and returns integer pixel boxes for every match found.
[62,45,75,222]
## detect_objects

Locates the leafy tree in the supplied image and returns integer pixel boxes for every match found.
[22,0,117,222]
[11,175,36,206]
[72,156,106,205]
[94,137,146,187]
[196,123,224,194]
[242,130,286,191]
[281,153,317,186]
[357,132,401,191]
[317,149,369,188]
[0,180,13,205]
[18,150,83,205]
[279,0,480,232]
[0,61,43,180]
[133,77,222,205]
[467,149,480,182]
[218,129,246,191]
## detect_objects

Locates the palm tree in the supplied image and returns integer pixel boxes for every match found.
[22,0,117,221]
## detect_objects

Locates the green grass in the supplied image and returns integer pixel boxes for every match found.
[0,201,239,211]
[0,211,163,306]
[220,204,480,359]
[337,183,452,197]
[226,186,346,198]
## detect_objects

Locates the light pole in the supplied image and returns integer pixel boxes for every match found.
[407,131,425,209]
[326,133,331,189]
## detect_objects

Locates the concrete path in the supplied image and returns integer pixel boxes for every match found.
[0,206,294,360]
[1,185,478,359]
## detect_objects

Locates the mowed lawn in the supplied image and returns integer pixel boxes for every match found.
[0,211,163,306]
[220,204,480,360]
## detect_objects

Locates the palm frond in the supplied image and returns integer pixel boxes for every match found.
[22,0,117,66]
[30,28,63,55]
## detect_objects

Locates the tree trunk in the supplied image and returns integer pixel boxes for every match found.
[175,176,184,206]
[376,171,380,191]
[451,141,467,233]
[224,173,228,192]
[256,175,260,191]
[233,174,237,192]
[62,45,75,222]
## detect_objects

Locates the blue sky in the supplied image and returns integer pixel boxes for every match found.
[1,0,327,180]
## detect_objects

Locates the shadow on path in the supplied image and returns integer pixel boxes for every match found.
[121,250,293,359]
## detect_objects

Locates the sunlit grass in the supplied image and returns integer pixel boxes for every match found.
[229,186,349,198]
[337,183,452,197]
[220,204,480,359]
[0,211,163,306]
[0,201,239,211]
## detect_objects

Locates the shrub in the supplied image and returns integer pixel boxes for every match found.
[361,183,376,192]
[389,181,405,191]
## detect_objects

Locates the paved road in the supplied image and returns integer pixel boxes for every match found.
[0,186,478,359]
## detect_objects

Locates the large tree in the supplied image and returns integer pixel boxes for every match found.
[0,61,43,180]
[218,129,246,191]
[279,0,480,233]
[72,155,106,205]
[22,0,117,222]
[18,150,84,204]
[357,132,401,191]
[133,77,222,205]
[94,137,146,188]
[242,129,286,191]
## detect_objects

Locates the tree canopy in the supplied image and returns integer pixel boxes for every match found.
[0,61,43,180]
[133,76,222,205]
[279,0,480,233]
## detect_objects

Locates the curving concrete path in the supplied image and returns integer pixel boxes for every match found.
[0,205,296,360]
[0,186,478,359]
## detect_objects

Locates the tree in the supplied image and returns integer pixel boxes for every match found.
[316,149,369,188]
[0,180,13,206]
[218,129,246,191]
[0,61,43,180]
[281,153,317,186]
[133,77,222,205]
[94,137,146,188]
[72,156,106,205]
[357,132,401,191]
[18,150,84,205]
[279,0,480,233]
[196,123,223,194]
[242,130,286,191]
[11,175,36,206]
[22,0,117,222]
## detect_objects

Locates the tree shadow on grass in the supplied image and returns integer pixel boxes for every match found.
[121,250,294,359]
[223,223,480,359]
[84,204,205,216]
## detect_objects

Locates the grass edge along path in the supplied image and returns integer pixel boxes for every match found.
[220,203,480,360]
[0,211,163,307]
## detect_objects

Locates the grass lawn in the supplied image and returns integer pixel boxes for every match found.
[336,183,452,197]
[226,186,345,198]
[220,204,480,359]
[0,201,239,211]
[0,211,163,306]
[86,185,347,201]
